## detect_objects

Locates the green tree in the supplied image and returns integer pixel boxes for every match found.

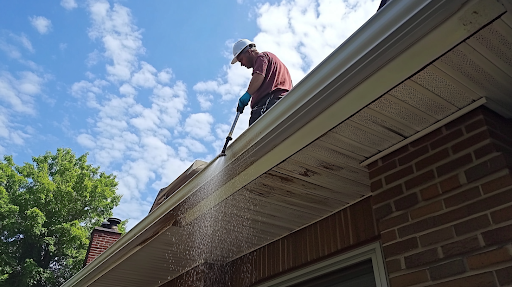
[0,148,122,287]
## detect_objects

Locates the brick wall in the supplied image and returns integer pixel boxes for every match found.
[369,107,512,287]
[84,227,122,266]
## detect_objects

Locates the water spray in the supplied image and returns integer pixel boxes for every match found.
[219,112,240,157]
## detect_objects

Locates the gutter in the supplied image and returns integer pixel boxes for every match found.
[62,0,505,285]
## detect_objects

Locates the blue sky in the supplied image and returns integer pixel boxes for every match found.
[0,0,379,229]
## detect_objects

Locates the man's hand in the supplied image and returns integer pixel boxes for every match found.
[237,91,251,113]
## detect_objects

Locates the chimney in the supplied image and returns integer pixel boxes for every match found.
[84,218,122,266]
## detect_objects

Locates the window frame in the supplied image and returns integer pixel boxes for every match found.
[256,241,389,287]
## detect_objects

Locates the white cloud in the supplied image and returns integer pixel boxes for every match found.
[29,16,52,34]
[0,71,44,115]
[196,93,213,110]
[119,83,136,96]
[76,133,96,149]
[184,113,214,140]
[59,43,68,50]
[177,138,207,153]
[88,0,145,82]
[86,49,101,67]
[131,61,157,88]
[10,33,34,53]
[0,71,44,151]
[157,68,173,84]
[61,0,78,10]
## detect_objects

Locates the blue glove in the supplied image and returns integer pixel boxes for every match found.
[237,91,251,113]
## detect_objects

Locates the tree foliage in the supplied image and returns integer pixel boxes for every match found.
[0,148,122,287]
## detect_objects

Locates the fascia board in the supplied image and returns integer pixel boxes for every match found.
[61,0,506,286]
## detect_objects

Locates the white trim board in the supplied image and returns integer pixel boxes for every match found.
[256,242,389,287]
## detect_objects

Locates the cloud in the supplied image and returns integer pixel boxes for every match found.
[131,61,157,88]
[59,43,68,50]
[76,133,96,149]
[61,0,78,10]
[184,113,214,140]
[0,71,44,115]
[10,33,34,53]
[0,71,44,152]
[197,94,213,111]
[87,0,145,82]
[29,16,52,34]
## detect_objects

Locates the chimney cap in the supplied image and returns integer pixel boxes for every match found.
[107,217,122,226]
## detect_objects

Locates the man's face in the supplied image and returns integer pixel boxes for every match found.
[237,49,252,69]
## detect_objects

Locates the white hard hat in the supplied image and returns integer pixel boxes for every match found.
[231,39,254,64]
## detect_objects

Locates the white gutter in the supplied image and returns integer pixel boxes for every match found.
[62,0,505,286]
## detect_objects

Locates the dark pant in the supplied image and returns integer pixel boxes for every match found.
[249,93,283,126]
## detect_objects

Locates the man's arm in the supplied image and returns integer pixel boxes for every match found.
[247,73,264,95]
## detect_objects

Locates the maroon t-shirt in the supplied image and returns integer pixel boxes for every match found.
[250,52,292,109]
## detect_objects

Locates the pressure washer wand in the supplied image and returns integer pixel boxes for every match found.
[219,112,240,157]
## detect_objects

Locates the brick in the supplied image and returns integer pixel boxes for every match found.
[433,272,496,287]
[454,214,491,236]
[370,178,383,192]
[369,159,397,179]
[441,236,480,257]
[404,247,439,268]
[389,270,429,287]
[444,109,482,131]
[451,129,491,154]
[419,227,454,247]
[372,184,404,206]
[430,128,464,151]
[474,142,498,160]
[367,160,380,171]
[381,229,398,244]
[383,237,419,258]
[410,200,444,220]
[404,170,436,191]
[382,145,410,164]
[490,204,512,224]
[428,259,466,281]
[379,212,409,231]
[436,153,473,177]
[386,258,402,274]
[465,154,510,183]
[385,165,414,185]
[464,118,486,134]
[374,203,393,221]
[398,217,436,238]
[420,184,440,200]
[398,145,429,166]
[443,186,481,208]
[415,148,450,172]
[480,172,512,194]
[481,223,512,246]
[495,265,512,286]
[393,192,419,211]
[465,187,512,215]
[466,246,512,270]
[436,204,469,226]
[410,128,443,149]
[439,174,461,193]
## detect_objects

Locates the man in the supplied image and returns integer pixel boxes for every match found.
[231,39,293,126]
